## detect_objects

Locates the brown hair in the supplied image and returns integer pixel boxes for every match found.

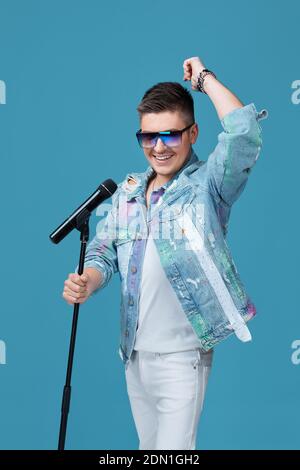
[137,82,195,126]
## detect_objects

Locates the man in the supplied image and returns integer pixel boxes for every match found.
[62,56,268,449]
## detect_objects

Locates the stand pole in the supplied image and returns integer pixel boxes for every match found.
[58,212,90,450]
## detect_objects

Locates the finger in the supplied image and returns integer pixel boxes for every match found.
[81,274,88,283]
[63,294,86,305]
[183,74,192,82]
[69,272,87,286]
[183,59,192,70]
[183,67,192,81]
[62,291,87,305]
[64,286,88,300]
[62,290,78,304]
[69,273,87,286]
[64,279,87,294]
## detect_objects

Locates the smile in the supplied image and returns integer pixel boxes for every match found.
[153,154,174,161]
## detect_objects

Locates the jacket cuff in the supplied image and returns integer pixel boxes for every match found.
[220,102,269,134]
[74,261,108,292]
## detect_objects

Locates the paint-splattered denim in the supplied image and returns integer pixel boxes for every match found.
[81,103,268,368]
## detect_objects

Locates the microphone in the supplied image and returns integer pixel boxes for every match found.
[49,178,118,244]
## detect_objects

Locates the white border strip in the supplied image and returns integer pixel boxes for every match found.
[177,212,251,342]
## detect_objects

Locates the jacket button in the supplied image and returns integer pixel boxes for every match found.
[125,329,129,336]
[128,297,134,306]
[131,265,137,274]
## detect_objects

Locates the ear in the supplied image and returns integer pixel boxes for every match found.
[190,123,199,144]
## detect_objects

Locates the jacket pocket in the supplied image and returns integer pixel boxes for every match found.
[158,188,196,222]
[115,236,134,283]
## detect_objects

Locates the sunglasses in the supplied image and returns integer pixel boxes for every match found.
[136,122,195,148]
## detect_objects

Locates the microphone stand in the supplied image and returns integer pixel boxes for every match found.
[58,208,90,450]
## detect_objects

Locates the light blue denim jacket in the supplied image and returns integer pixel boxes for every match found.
[81,103,268,368]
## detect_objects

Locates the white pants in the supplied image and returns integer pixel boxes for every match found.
[125,347,213,450]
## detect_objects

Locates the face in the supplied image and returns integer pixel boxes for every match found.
[140,110,198,182]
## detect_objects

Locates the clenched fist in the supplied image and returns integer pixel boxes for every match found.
[62,268,103,305]
[62,272,92,305]
[183,56,206,91]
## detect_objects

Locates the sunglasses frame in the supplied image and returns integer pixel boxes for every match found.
[136,122,195,148]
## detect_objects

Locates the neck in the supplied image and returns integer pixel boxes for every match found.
[153,173,170,188]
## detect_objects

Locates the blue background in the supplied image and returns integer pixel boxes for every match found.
[0,0,299,450]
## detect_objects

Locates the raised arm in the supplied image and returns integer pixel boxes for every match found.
[183,56,244,119]
[183,56,268,207]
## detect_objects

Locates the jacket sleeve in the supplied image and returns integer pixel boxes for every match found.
[206,102,268,207]
[75,188,120,292]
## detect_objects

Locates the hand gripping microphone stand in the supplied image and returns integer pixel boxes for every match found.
[49,179,117,450]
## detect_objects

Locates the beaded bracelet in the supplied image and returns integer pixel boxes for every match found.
[197,69,216,93]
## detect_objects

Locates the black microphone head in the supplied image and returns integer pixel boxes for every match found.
[100,179,118,196]
[49,178,118,245]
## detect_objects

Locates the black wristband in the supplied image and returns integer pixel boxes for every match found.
[197,69,216,93]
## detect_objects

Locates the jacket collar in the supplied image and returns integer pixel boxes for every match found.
[123,147,199,202]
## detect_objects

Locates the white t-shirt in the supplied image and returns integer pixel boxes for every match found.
[134,229,201,353]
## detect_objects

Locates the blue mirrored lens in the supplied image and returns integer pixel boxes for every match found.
[138,132,181,148]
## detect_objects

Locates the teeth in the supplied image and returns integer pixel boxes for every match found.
[154,155,173,160]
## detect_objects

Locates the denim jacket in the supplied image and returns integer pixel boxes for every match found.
[81,103,268,368]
